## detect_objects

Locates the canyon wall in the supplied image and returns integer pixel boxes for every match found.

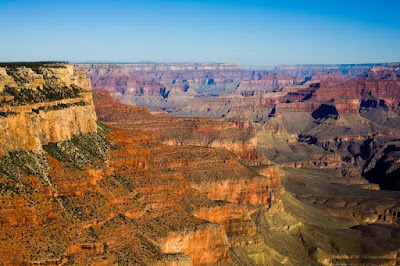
[0,63,97,155]
[93,89,267,165]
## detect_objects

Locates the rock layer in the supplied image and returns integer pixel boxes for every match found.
[0,63,97,155]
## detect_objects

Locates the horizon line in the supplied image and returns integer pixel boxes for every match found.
[0,60,398,68]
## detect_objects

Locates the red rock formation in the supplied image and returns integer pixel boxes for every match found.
[193,204,257,238]
[189,165,281,206]
[92,90,267,165]
[191,177,272,205]
[277,154,342,169]
[237,73,304,91]
[2,120,272,265]
[0,64,97,155]
[309,71,351,83]
[160,224,231,265]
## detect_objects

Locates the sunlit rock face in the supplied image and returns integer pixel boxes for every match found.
[0,63,97,156]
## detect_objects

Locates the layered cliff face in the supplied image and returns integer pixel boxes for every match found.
[78,62,389,112]
[363,140,400,190]
[289,67,400,189]
[0,63,97,156]
[93,90,267,165]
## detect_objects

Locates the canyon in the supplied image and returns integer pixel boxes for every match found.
[80,62,400,191]
[78,63,390,111]
[1,62,400,265]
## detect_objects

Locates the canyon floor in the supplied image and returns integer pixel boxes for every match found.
[0,62,399,265]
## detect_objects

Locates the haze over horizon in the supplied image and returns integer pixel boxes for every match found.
[74,61,399,67]
[1,0,400,65]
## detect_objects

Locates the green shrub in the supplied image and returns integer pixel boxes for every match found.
[1,84,83,106]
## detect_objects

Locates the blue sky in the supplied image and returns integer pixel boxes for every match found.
[0,0,399,65]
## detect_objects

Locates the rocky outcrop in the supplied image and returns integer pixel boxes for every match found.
[363,141,400,190]
[160,224,231,265]
[192,177,273,206]
[193,204,257,238]
[0,63,97,156]
[187,165,280,207]
[277,154,342,169]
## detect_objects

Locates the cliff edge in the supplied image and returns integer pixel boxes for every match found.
[0,63,97,155]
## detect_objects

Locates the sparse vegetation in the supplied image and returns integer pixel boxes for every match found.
[43,124,109,170]
[32,101,89,113]
[0,62,68,68]
[0,111,17,117]
[0,62,68,75]
[0,85,83,106]
[0,151,49,183]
